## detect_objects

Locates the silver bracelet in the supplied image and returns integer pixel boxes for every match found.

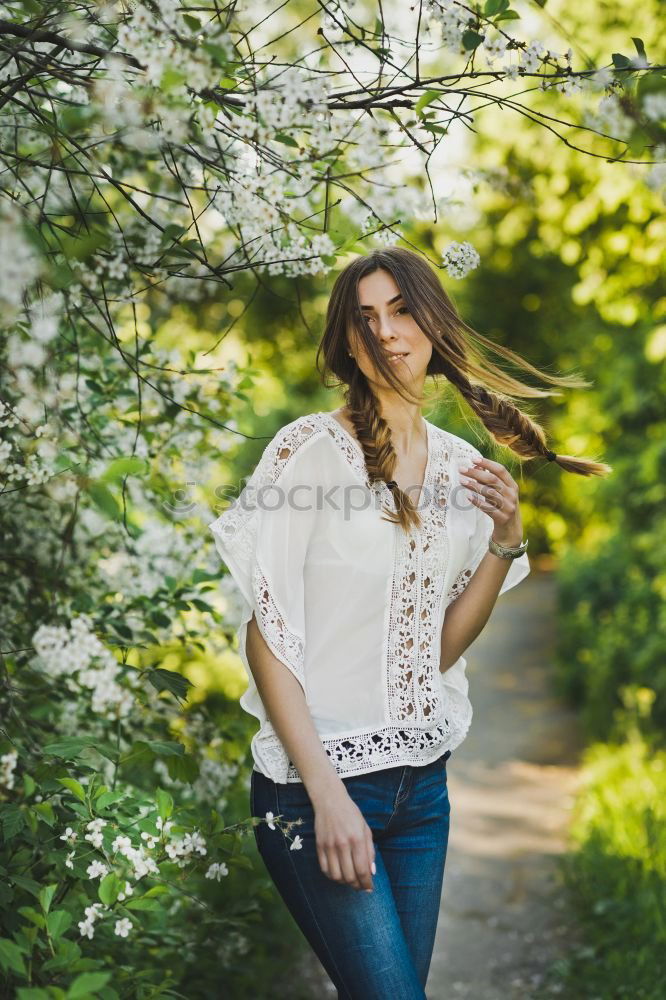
[488,536,529,560]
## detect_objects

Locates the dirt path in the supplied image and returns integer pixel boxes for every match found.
[299,566,585,998]
[427,566,585,999]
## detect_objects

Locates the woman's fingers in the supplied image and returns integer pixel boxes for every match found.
[314,801,376,892]
[339,844,362,889]
[366,828,376,878]
[470,456,516,489]
[324,848,343,885]
[351,838,373,891]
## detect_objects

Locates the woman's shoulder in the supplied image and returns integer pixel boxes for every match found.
[257,412,333,478]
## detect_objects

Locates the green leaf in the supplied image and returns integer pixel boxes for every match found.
[108,620,134,641]
[98,872,123,907]
[99,457,149,482]
[162,224,187,241]
[43,739,118,764]
[612,52,631,68]
[1,803,25,840]
[42,738,94,759]
[462,29,485,51]
[150,611,172,628]
[124,896,161,911]
[483,0,510,15]
[8,874,42,899]
[57,778,87,803]
[86,482,121,521]
[95,790,126,811]
[17,906,45,929]
[190,598,215,613]
[274,132,299,148]
[0,937,27,976]
[156,788,174,821]
[495,10,520,19]
[631,37,647,62]
[17,989,52,1000]
[166,753,199,784]
[143,884,170,897]
[201,44,231,67]
[22,774,36,797]
[160,66,187,92]
[414,90,440,117]
[142,740,185,757]
[41,937,81,975]
[627,126,651,155]
[147,668,193,702]
[47,910,73,939]
[39,884,57,915]
[32,801,56,827]
[67,972,112,999]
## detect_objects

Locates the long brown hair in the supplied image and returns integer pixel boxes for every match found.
[316,246,612,533]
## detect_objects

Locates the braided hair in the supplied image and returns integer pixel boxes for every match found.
[317,247,611,534]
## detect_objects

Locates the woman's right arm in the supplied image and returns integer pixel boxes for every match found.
[246,613,376,892]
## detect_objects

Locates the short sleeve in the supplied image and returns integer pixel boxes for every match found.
[207,419,320,690]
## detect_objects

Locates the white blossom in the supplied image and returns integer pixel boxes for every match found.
[0,750,18,790]
[164,830,207,868]
[114,917,133,938]
[442,241,481,279]
[32,616,135,721]
[290,835,303,851]
[117,881,134,902]
[0,203,41,312]
[77,902,105,940]
[84,817,108,850]
[86,860,109,880]
[111,834,133,854]
[205,861,229,881]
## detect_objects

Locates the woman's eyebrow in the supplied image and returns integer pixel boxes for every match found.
[360,293,404,310]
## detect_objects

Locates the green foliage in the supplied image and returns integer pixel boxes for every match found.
[555,734,666,998]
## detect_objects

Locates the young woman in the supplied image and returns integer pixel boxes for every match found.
[209,247,611,999]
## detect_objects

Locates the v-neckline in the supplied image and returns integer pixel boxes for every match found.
[319,411,433,510]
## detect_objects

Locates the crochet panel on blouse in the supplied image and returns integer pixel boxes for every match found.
[211,412,487,782]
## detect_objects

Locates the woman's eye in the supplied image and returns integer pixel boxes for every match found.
[397,306,410,315]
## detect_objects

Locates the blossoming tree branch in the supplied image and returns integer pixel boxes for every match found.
[0,0,664,994]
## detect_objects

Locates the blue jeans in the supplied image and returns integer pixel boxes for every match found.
[250,749,452,1000]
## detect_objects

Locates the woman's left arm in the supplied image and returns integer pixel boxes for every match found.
[439,455,525,674]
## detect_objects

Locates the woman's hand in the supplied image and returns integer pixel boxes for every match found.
[459,456,524,547]
[313,784,376,892]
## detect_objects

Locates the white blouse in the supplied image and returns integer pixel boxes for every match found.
[208,411,530,783]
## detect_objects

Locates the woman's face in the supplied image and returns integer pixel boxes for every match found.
[349,268,433,386]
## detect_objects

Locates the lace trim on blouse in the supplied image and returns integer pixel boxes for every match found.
[209,415,323,685]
